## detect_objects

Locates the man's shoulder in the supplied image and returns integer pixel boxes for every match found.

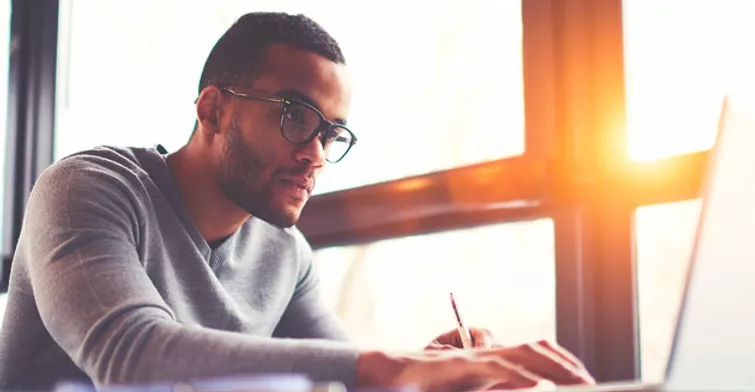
[33,145,162,204]
[51,145,157,178]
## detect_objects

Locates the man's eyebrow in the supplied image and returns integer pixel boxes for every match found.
[276,89,347,126]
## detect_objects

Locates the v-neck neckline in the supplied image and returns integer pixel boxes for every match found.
[136,146,227,261]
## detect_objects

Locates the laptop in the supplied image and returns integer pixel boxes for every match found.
[547,95,755,392]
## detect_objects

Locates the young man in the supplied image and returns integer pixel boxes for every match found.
[0,12,595,391]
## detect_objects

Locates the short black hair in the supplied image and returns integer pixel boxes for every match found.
[198,12,346,95]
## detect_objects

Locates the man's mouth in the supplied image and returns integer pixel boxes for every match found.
[279,176,313,196]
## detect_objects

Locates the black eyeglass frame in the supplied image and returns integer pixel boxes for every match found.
[219,86,357,163]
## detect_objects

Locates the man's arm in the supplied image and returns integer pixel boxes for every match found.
[20,158,359,387]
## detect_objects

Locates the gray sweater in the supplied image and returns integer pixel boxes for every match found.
[0,146,359,390]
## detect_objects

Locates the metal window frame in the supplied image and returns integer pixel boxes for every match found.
[1,0,58,288]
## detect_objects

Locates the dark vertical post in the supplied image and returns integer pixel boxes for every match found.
[523,0,639,381]
[1,0,59,289]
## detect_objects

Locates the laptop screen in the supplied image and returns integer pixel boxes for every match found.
[665,96,755,391]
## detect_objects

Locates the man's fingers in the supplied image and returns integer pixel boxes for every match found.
[495,343,593,385]
[438,357,541,391]
[536,340,593,374]
[424,355,543,392]
[524,342,593,384]
[429,327,497,350]
[482,357,543,388]
[425,340,460,351]
[470,328,494,349]
[533,340,595,384]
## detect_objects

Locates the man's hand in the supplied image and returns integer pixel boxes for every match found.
[357,339,596,392]
[425,327,495,350]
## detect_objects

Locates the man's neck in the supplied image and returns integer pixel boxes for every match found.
[165,145,249,244]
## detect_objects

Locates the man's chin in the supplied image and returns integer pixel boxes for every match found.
[255,204,302,228]
[236,188,307,228]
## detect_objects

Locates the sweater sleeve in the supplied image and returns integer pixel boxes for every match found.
[19,157,360,388]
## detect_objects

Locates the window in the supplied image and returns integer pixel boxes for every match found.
[623,0,755,161]
[624,1,749,380]
[55,0,524,194]
[0,0,10,255]
[635,199,702,382]
[313,219,556,351]
[0,0,11,319]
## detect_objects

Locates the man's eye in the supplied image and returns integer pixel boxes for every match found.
[284,108,306,125]
[322,128,337,141]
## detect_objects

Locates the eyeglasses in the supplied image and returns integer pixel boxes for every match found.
[220,86,357,163]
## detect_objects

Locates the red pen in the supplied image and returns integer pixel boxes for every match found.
[450,293,473,349]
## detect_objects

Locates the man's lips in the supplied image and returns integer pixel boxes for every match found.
[278,175,313,195]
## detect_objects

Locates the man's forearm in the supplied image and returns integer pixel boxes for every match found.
[76,308,359,387]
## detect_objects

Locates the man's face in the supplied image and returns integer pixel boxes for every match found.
[214,44,352,228]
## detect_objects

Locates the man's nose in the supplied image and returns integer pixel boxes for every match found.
[293,134,327,166]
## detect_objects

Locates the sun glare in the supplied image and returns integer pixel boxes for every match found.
[623,0,755,162]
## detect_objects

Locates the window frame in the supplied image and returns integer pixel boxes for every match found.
[0,0,707,383]
[1,0,58,287]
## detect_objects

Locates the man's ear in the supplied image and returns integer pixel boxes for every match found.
[195,87,224,134]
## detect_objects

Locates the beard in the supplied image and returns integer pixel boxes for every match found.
[217,117,304,228]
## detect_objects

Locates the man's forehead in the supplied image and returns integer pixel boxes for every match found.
[254,43,352,119]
